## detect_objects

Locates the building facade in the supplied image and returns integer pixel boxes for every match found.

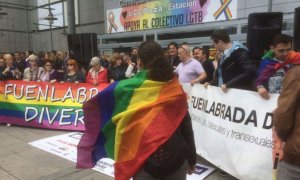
[0,0,298,53]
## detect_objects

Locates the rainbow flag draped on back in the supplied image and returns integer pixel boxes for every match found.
[256,51,300,87]
[76,70,187,180]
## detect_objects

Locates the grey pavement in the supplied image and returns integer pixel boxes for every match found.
[0,125,237,180]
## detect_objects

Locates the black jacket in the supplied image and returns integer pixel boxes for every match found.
[211,49,256,91]
[0,66,16,80]
[169,55,181,69]
[144,112,197,178]
[201,60,215,83]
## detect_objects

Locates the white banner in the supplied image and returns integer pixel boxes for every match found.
[29,132,115,177]
[185,84,279,180]
[29,132,214,179]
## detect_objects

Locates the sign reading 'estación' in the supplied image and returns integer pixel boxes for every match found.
[106,0,237,33]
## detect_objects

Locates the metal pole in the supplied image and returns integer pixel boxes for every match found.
[268,0,273,12]
[48,0,53,51]
[50,23,53,51]
[67,0,76,34]
[13,17,16,51]
[25,0,31,50]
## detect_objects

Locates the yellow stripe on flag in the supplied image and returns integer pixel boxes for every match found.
[112,80,164,161]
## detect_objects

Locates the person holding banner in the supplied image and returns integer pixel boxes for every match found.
[38,59,60,83]
[77,41,197,180]
[274,64,300,180]
[0,54,20,80]
[23,54,44,81]
[256,34,300,100]
[86,56,108,85]
[206,29,256,177]
[175,44,207,85]
[62,59,85,83]
[208,29,256,92]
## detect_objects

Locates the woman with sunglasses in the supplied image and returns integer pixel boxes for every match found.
[62,59,85,83]
[38,59,59,83]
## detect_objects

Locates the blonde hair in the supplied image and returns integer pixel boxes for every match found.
[28,54,38,61]
[110,53,121,66]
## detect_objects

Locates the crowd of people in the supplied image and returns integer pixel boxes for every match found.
[0,48,141,85]
[1,29,300,179]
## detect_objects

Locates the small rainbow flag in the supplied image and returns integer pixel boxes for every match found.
[77,70,188,180]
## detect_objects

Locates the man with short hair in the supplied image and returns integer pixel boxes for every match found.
[175,44,207,84]
[168,42,181,69]
[209,29,256,92]
[273,58,300,179]
[256,34,300,99]
[193,47,215,83]
[14,51,26,78]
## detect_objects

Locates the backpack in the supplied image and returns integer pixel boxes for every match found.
[144,128,188,178]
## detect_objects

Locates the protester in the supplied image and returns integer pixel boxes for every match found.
[109,53,127,82]
[1,54,21,80]
[14,51,26,77]
[168,42,181,69]
[273,62,300,180]
[62,59,85,83]
[37,51,45,67]
[207,29,256,176]
[23,54,44,81]
[55,50,66,72]
[77,41,197,180]
[256,34,300,99]
[100,54,110,68]
[38,59,59,83]
[214,50,223,69]
[130,47,138,64]
[86,56,108,85]
[125,54,138,78]
[208,29,256,92]
[192,47,215,83]
[175,44,207,84]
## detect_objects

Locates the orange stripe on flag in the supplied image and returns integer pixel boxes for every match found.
[114,86,187,180]
[116,79,184,163]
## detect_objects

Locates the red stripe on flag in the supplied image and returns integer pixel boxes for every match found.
[114,94,187,180]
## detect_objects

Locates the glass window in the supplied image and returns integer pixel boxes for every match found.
[241,25,248,34]
[37,0,79,30]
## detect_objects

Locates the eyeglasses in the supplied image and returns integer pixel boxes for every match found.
[67,64,74,66]
[179,45,189,53]
[45,64,52,67]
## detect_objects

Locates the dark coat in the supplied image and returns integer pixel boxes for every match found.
[211,49,256,91]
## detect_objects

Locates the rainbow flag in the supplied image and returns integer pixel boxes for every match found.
[77,70,188,180]
[256,51,300,87]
